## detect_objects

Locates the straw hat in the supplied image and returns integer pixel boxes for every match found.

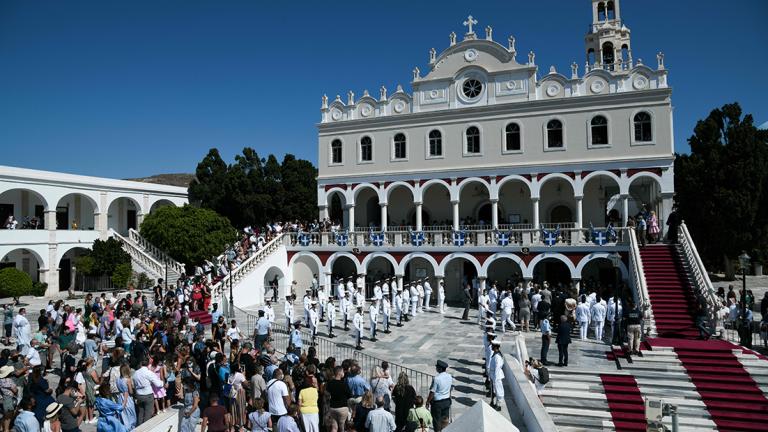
[0,366,14,378]
[45,402,63,420]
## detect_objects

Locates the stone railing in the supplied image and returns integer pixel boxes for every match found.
[627,227,655,336]
[504,333,558,432]
[213,233,285,300]
[128,228,185,275]
[109,229,165,278]
[678,222,719,332]
[286,226,628,249]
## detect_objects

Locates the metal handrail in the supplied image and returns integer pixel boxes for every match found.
[235,305,435,397]
[128,228,185,275]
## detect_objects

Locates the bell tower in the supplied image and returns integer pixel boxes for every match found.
[585,0,632,72]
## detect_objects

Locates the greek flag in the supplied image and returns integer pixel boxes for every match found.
[540,224,560,247]
[369,228,385,247]
[452,230,466,247]
[298,232,311,247]
[590,223,617,246]
[335,230,349,247]
[495,230,511,246]
[606,223,618,242]
[409,230,425,247]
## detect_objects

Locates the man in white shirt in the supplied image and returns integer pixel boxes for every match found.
[309,302,319,345]
[133,358,164,425]
[416,280,425,313]
[264,300,275,323]
[365,397,396,432]
[500,292,516,332]
[402,285,411,320]
[382,293,391,334]
[478,289,490,326]
[369,300,379,342]
[326,298,336,338]
[576,297,591,341]
[438,280,446,314]
[13,308,31,354]
[355,286,365,310]
[381,279,390,303]
[254,310,271,350]
[25,339,42,367]
[409,283,419,316]
[227,320,243,345]
[303,290,312,327]
[353,306,365,350]
[395,289,404,326]
[489,341,505,411]
[342,292,352,331]
[423,279,433,311]
[318,286,327,321]
[284,297,294,330]
[590,296,607,342]
[336,278,346,301]
[266,369,291,423]
[345,277,355,301]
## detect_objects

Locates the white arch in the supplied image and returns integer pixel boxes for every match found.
[575,253,629,280]
[438,252,485,278]
[352,183,380,202]
[51,191,101,214]
[0,247,48,270]
[397,252,440,277]
[457,177,491,195]
[325,251,363,274]
[418,179,452,203]
[0,187,52,211]
[148,197,181,212]
[627,171,663,190]
[524,252,577,279]
[496,175,533,191]
[537,173,576,193]
[56,245,93,265]
[480,253,528,276]
[384,181,415,202]
[288,251,324,270]
[324,187,349,208]
[580,171,621,196]
[360,252,399,274]
[106,195,145,215]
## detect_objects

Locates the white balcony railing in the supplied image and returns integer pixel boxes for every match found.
[627,226,655,336]
[128,229,185,275]
[286,226,629,249]
[110,229,166,278]
[678,222,719,332]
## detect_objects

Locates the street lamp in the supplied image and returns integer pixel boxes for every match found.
[228,262,235,318]
[738,251,751,348]
[609,252,622,346]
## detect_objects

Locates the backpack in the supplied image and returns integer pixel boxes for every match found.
[537,367,550,384]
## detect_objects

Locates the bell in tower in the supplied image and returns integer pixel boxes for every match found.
[584,0,632,73]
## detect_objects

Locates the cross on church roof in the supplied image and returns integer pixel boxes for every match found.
[463,15,478,35]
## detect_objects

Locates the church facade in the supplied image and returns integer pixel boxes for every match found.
[287,0,673,301]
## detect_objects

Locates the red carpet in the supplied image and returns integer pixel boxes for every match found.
[189,309,213,325]
[639,244,698,338]
[600,374,646,431]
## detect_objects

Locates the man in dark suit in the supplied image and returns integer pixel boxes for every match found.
[556,315,572,367]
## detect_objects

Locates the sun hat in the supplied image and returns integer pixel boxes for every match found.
[45,402,63,420]
[0,366,14,378]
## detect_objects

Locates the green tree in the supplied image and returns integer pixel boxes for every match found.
[88,238,131,276]
[139,205,238,266]
[0,267,33,298]
[111,263,133,289]
[281,154,318,223]
[189,148,229,211]
[675,103,768,273]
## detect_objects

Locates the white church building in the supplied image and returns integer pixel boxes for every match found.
[273,0,675,304]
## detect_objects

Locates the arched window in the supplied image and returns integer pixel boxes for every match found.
[634,112,653,142]
[546,120,564,148]
[591,115,609,145]
[466,126,480,154]
[428,130,442,157]
[597,2,606,21]
[587,48,596,66]
[621,44,629,68]
[505,123,521,151]
[393,133,407,159]
[606,1,616,20]
[331,139,342,164]
[602,42,615,69]
[360,136,372,162]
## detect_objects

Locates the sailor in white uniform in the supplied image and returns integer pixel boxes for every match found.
[395,287,404,326]
[309,301,319,345]
[284,296,295,330]
[353,306,364,350]
[489,340,505,410]
[576,296,591,341]
[423,278,433,311]
[437,280,446,314]
[500,291,516,333]
[409,282,419,317]
[382,292,391,333]
[369,300,379,342]
[264,300,275,323]
[590,295,607,342]
[326,298,336,338]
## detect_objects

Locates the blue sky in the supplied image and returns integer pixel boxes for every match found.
[1,0,766,179]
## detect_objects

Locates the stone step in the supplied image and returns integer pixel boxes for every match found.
[546,407,717,429]
[544,395,710,419]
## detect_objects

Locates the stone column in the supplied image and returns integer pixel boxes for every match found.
[44,210,57,231]
[452,200,460,231]
[479,277,487,294]
[532,198,540,228]
[621,194,629,226]
[660,193,674,235]
[491,199,499,229]
[324,272,333,292]
[575,196,583,230]
[347,205,355,232]
[415,203,423,231]
[396,275,404,294]
[318,205,328,221]
[380,203,388,231]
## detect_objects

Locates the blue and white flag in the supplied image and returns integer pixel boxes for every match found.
[409,230,425,247]
[495,230,511,246]
[298,232,311,247]
[335,230,349,247]
[590,223,617,246]
[540,224,560,247]
[606,223,618,242]
[452,230,467,247]
[369,228,385,247]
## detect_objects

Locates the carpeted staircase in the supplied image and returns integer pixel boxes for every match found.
[639,244,699,339]
[599,375,646,431]
[189,309,213,325]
